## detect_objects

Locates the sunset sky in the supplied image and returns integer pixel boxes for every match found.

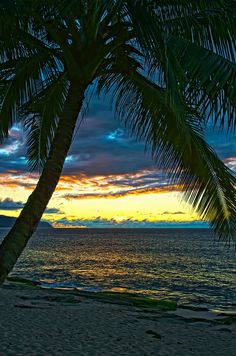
[0,94,236,228]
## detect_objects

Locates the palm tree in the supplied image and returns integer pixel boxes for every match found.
[0,0,236,283]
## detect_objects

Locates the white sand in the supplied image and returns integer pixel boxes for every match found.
[0,285,235,356]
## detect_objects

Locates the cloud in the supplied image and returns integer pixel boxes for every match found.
[0,198,24,210]
[45,208,61,214]
[53,217,208,228]
[0,196,61,215]
[54,168,181,200]
[0,125,27,173]
[0,109,156,178]
[0,172,37,190]
[224,157,236,173]
[63,184,181,200]
[0,99,235,201]
[106,128,124,141]
[162,211,185,215]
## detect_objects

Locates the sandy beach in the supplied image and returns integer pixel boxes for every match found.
[0,284,235,356]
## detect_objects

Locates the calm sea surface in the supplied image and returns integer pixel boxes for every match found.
[1,228,235,310]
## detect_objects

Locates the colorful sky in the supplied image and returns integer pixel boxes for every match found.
[0,95,236,228]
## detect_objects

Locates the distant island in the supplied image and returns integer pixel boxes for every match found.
[0,215,53,229]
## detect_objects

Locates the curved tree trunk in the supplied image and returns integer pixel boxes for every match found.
[0,83,85,284]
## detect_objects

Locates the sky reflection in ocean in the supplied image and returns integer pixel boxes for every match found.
[1,228,235,309]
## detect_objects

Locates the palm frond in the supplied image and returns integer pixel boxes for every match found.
[124,0,236,129]
[22,75,69,171]
[98,69,236,242]
[1,0,236,242]
[169,38,236,129]
[0,53,62,141]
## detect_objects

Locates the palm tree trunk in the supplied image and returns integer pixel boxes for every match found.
[0,83,85,284]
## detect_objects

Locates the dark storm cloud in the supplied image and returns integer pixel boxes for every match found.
[0,101,235,181]
[0,198,24,210]
[61,105,236,177]
[63,111,155,177]
[0,108,156,177]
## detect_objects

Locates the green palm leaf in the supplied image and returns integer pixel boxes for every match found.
[98,67,236,241]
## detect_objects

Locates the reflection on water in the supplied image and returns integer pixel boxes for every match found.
[0,228,235,309]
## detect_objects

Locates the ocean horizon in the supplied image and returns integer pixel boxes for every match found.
[1,227,235,311]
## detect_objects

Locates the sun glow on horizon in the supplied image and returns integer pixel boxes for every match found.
[0,170,199,227]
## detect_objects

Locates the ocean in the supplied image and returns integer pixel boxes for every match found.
[1,228,235,310]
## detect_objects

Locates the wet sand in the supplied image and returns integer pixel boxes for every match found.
[0,285,235,355]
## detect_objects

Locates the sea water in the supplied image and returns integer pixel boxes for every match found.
[0,228,235,309]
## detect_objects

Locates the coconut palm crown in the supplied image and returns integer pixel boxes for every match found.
[0,0,236,282]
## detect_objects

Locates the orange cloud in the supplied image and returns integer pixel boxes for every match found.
[0,169,184,201]
[63,184,183,200]
[0,173,36,190]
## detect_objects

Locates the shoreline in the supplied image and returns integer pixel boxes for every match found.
[0,280,235,355]
[6,276,236,313]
